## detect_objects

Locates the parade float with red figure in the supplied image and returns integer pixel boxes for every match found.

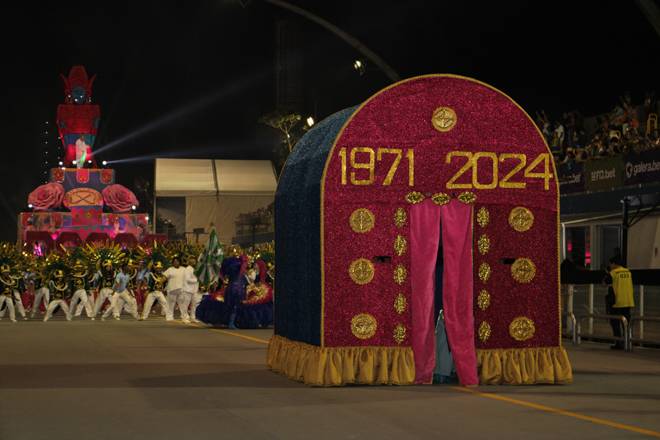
[19,67,164,252]
[269,75,573,387]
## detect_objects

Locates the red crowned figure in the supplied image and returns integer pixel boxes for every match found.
[57,66,99,168]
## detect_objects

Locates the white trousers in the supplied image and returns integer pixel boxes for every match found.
[31,287,50,317]
[103,291,138,318]
[142,291,167,319]
[166,289,191,321]
[75,292,95,317]
[91,288,113,318]
[0,294,16,321]
[189,291,203,320]
[44,299,72,321]
[1,290,26,318]
[70,290,92,318]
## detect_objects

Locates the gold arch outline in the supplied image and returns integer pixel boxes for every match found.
[317,74,561,348]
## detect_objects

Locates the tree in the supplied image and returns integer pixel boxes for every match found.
[259,109,309,175]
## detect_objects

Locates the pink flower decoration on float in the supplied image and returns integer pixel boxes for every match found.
[28,183,65,211]
[102,184,139,213]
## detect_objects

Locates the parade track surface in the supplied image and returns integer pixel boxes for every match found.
[1,316,659,440]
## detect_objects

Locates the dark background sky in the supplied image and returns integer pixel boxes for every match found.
[2,0,660,241]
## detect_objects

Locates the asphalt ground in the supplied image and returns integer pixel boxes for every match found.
[0,313,659,440]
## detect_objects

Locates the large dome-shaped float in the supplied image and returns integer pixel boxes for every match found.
[268,75,573,387]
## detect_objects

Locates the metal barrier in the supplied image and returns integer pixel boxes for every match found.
[577,313,629,351]
[628,316,660,352]
[562,311,577,345]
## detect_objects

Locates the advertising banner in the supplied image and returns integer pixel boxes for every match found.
[585,155,624,191]
[557,162,585,194]
[624,149,660,185]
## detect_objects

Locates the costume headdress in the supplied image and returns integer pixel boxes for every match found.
[0,242,27,277]
[34,250,69,281]
[136,241,171,272]
[60,66,96,104]
[82,241,125,273]
[167,241,204,267]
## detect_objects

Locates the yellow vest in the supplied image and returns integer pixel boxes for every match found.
[611,267,634,308]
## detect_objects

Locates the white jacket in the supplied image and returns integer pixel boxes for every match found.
[183,265,199,294]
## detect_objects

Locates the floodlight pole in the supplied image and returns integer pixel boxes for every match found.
[259,0,402,83]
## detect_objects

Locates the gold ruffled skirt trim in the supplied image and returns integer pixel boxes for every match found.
[267,335,415,387]
[476,346,573,385]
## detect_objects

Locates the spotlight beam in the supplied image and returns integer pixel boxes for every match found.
[94,70,268,156]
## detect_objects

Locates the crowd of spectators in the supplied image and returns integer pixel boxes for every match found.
[535,91,660,168]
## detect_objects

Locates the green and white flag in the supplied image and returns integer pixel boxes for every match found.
[195,227,224,286]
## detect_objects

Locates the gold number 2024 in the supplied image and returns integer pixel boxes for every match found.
[339,147,414,186]
[445,152,553,190]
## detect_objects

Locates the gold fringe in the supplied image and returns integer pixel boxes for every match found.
[476,346,573,385]
[267,335,415,387]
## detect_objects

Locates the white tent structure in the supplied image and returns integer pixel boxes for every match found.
[154,159,277,245]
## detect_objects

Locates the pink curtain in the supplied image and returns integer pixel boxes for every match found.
[410,199,440,384]
[410,199,478,386]
[440,200,478,386]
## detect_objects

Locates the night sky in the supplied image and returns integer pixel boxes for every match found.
[2,1,660,241]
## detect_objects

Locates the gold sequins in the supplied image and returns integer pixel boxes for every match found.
[394,294,407,314]
[394,324,407,344]
[477,234,490,255]
[431,192,450,205]
[478,262,491,283]
[432,106,457,132]
[394,208,407,227]
[349,208,375,233]
[394,264,407,285]
[349,259,375,285]
[458,191,477,204]
[511,258,536,283]
[477,290,490,311]
[509,207,534,232]
[405,191,425,204]
[509,317,535,341]
[351,314,377,339]
[477,206,489,228]
[478,321,491,342]
[394,235,407,256]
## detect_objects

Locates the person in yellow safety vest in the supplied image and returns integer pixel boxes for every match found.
[602,256,634,350]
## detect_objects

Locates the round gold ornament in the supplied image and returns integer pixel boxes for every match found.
[509,317,535,341]
[511,258,536,283]
[349,259,375,285]
[394,264,407,285]
[508,207,534,232]
[477,234,490,255]
[432,106,457,132]
[478,262,491,283]
[351,313,377,339]
[350,208,375,233]
[394,235,407,256]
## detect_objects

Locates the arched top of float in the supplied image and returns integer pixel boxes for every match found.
[321,74,558,210]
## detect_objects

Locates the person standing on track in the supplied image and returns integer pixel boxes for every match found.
[162,257,187,322]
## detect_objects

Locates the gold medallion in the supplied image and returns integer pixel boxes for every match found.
[477,206,489,228]
[350,208,375,233]
[509,207,534,232]
[477,290,490,311]
[511,258,536,283]
[509,317,535,341]
[431,192,450,205]
[394,294,407,314]
[394,264,407,285]
[478,321,491,342]
[394,207,407,227]
[349,259,375,285]
[477,234,490,255]
[394,324,407,344]
[405,191,425,204]
[394,235,407,256]
[478,262,491,283]
[432,107,457,132]
[351,313,377,339]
